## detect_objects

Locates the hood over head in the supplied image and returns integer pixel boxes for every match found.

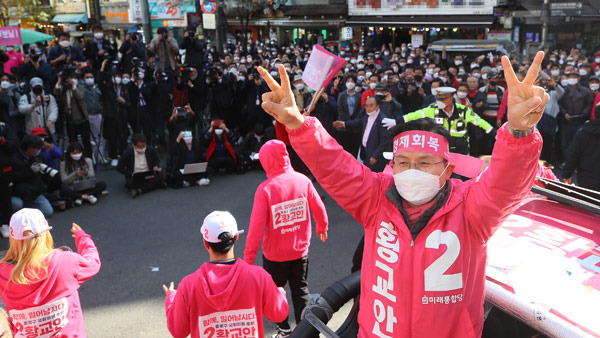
[259,139,291,176]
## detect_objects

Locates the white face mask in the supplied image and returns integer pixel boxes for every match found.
[238,76,246,81]
[94,32,104,39]
[183,136,193,143]
[561,79,570,87]
[85,78,94,86]
[0,81,10,89]
[346,82,355,90]
[138,72,145,79]
[426,69,434,75]
[6,47,13,52]
[481,73,488,80]
[436,100,447,109]
[135,147,146,153]
[214,129,224,135]
[438,76,447,83]
[596,58,600,64]
[392,66,399,73]
[366,108,379,117]
[455,60,462,66]
[369,83,377,90]
[71,79,78,87]
[567,78,578,85]
[393,165,448,205]
[122,78,130,85]
[457,92,467,99]
[590,83,600,91]
[579,69,587,76]
[294,83,304,90]
[270,71,278,77]
[113,77,122,84]
[473,73,481,79]
[551,70,560,77]
[407,59,414,64]
[70,153,83,161]
[365,71,373,78]
[59,40,70,48]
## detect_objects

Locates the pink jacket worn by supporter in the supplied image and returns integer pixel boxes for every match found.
[244,140,328,264]
[164,259,289,338]
[0,230,101,337]
[288,117,542,338]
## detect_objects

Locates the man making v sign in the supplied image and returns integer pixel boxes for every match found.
[256,52,548,338]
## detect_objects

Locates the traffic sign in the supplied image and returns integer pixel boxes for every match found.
[202,1,216,14]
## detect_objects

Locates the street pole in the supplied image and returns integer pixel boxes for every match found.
[141,0,153,43]
[540,0,550,50]
[215,3,226,54]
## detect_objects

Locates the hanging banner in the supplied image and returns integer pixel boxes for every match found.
[149,0,195,20]
[202,13,216,30]
[129,0,142,22]
[0,27,21,46]
[302,44,346,92]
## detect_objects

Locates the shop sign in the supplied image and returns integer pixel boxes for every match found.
[202,13,216,29]
[105,11,130,22]
[129,0,142,22]
[349,0,496,16]
[55,1,86,14]
[341,27,352,41]
[149,0,195,20]
[162,15,188,27]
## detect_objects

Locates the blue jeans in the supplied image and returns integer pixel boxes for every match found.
[11,195,54,218]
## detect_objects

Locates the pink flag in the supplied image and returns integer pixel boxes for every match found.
[0,27,21,46]
[302,44,346,91]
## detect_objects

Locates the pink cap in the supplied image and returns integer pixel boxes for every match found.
[9,208,52,240]
[201,211,244,243]
[393,130,450,160]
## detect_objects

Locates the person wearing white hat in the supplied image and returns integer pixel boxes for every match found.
[17,77,58,135]
[292,75,309,110]
[163,211,289,338]
[0,208,100,336]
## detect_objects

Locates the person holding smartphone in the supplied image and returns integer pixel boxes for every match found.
[204,120,237,174]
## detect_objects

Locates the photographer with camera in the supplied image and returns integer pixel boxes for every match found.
[0,74,22,136]
[54,69,92,158]
[48,32,85,72]
[83,24,114,71]
[9,135,54,218]
[98,59,130,166]
[148,27,179,81]
[31,127,62,170]
[129,67,154,144]
[120,27,147,73]
[180,28,204,69]
[18,47,53,93]
[18,77,58,136]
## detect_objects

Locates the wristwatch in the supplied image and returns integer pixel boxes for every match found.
[507,124,535,138]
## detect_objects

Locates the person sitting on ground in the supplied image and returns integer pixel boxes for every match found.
[170,130,210,188]
[60,142,108,206]
[0,208,100,337]
[240,123,271,170]
[117,133,164,198]
[204,120,237,174]
[163,211,289,338]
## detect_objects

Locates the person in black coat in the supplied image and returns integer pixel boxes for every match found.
[0,121,18,231]
[169,130,210,188]
[180,29,204,69]
[18,48,54,93]
[336,76,364,157]
[83,24,115,71]
[563,116,600,191]
[238,72,270,134]
[119,31,146,73]
[117,134,164,198]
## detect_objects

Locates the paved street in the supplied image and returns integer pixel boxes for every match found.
[1,167,363,337]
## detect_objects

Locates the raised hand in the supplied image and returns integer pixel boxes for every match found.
[501,51,549,131]
[258,64,304,130]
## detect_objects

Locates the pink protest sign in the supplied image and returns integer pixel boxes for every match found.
[302,44,346,91]
[0,27,21,46]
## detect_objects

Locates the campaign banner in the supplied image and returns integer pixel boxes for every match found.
[9,297,69,338]
[0,27,21,46]
[199,308,258,338]
[302,44,345,91]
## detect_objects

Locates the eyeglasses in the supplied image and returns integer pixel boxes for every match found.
[395,161,445,171]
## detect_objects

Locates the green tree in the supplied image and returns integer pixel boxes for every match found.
[0,0,53,27]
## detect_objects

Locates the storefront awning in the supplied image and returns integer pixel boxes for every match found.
[52,14,88,24]
[346,16,494,27]
[280,5,346,16]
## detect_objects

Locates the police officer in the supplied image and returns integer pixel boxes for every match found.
[402,87,493,154]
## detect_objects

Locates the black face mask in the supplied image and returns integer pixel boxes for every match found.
[32,86,43,95]
[414,75,423,82]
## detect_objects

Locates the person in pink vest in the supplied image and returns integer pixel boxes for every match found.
[0,208,101,337]
[3,46,23,75]
[255,50,548,338]
[163,211,289,338]
[244,139,328,338]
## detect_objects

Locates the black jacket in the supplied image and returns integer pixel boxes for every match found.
[117,147,161,177]
[560,84,594,125]
[0,122,18,172]
[97,70,131,120]
[83,38,114,70]
[180,37,204,68]
[564,119,600,191]
[11,150,46,201]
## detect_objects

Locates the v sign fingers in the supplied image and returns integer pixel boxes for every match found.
[257,67,280,92]
[259,65,304,130]
[523,51,544,86]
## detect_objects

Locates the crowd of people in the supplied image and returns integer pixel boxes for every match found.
[0,20,599,337]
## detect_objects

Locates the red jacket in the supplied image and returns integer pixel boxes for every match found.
[244,140,328,264]
[0,231,101,337]
[591,92,600,120]
[164,259,288,338]
[287,117,542,338]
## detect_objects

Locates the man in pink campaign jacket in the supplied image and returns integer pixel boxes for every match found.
[0,208,101,337]
[244,139,328,338]
[163,211,289,338]
[256,51,548,338]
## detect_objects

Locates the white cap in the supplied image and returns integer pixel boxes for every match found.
[30,77,43,88]
[9,208,52,240]
[200,211,244,243]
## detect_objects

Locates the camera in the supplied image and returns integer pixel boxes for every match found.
[176,106,188,116]
[39,163,59,178]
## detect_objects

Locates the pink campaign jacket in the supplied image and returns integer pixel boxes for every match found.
[244,140,328,264]
[288,117,542,338]
[0,230,101,337]
[164,259,289,338]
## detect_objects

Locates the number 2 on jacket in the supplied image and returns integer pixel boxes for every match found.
[424,230,463,292]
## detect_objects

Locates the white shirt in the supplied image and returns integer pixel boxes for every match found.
[362,109,380,148]
[134,151,149,173]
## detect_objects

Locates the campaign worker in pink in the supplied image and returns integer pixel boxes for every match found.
[163,211,289,338]
[256,51,549,337]
[0,208,101,337]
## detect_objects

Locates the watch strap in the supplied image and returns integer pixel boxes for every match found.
[507,125,535,138]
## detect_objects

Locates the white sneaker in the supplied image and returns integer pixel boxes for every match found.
[0,224,10,238]
[182,181,191,187]
[111,159,118,167]
[271,328,291,338]
[198,178,210,186]
[86,195,98,205]
[101,190,109,196]
[74,199,83,206]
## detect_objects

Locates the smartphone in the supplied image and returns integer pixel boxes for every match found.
[43,95,50,101]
